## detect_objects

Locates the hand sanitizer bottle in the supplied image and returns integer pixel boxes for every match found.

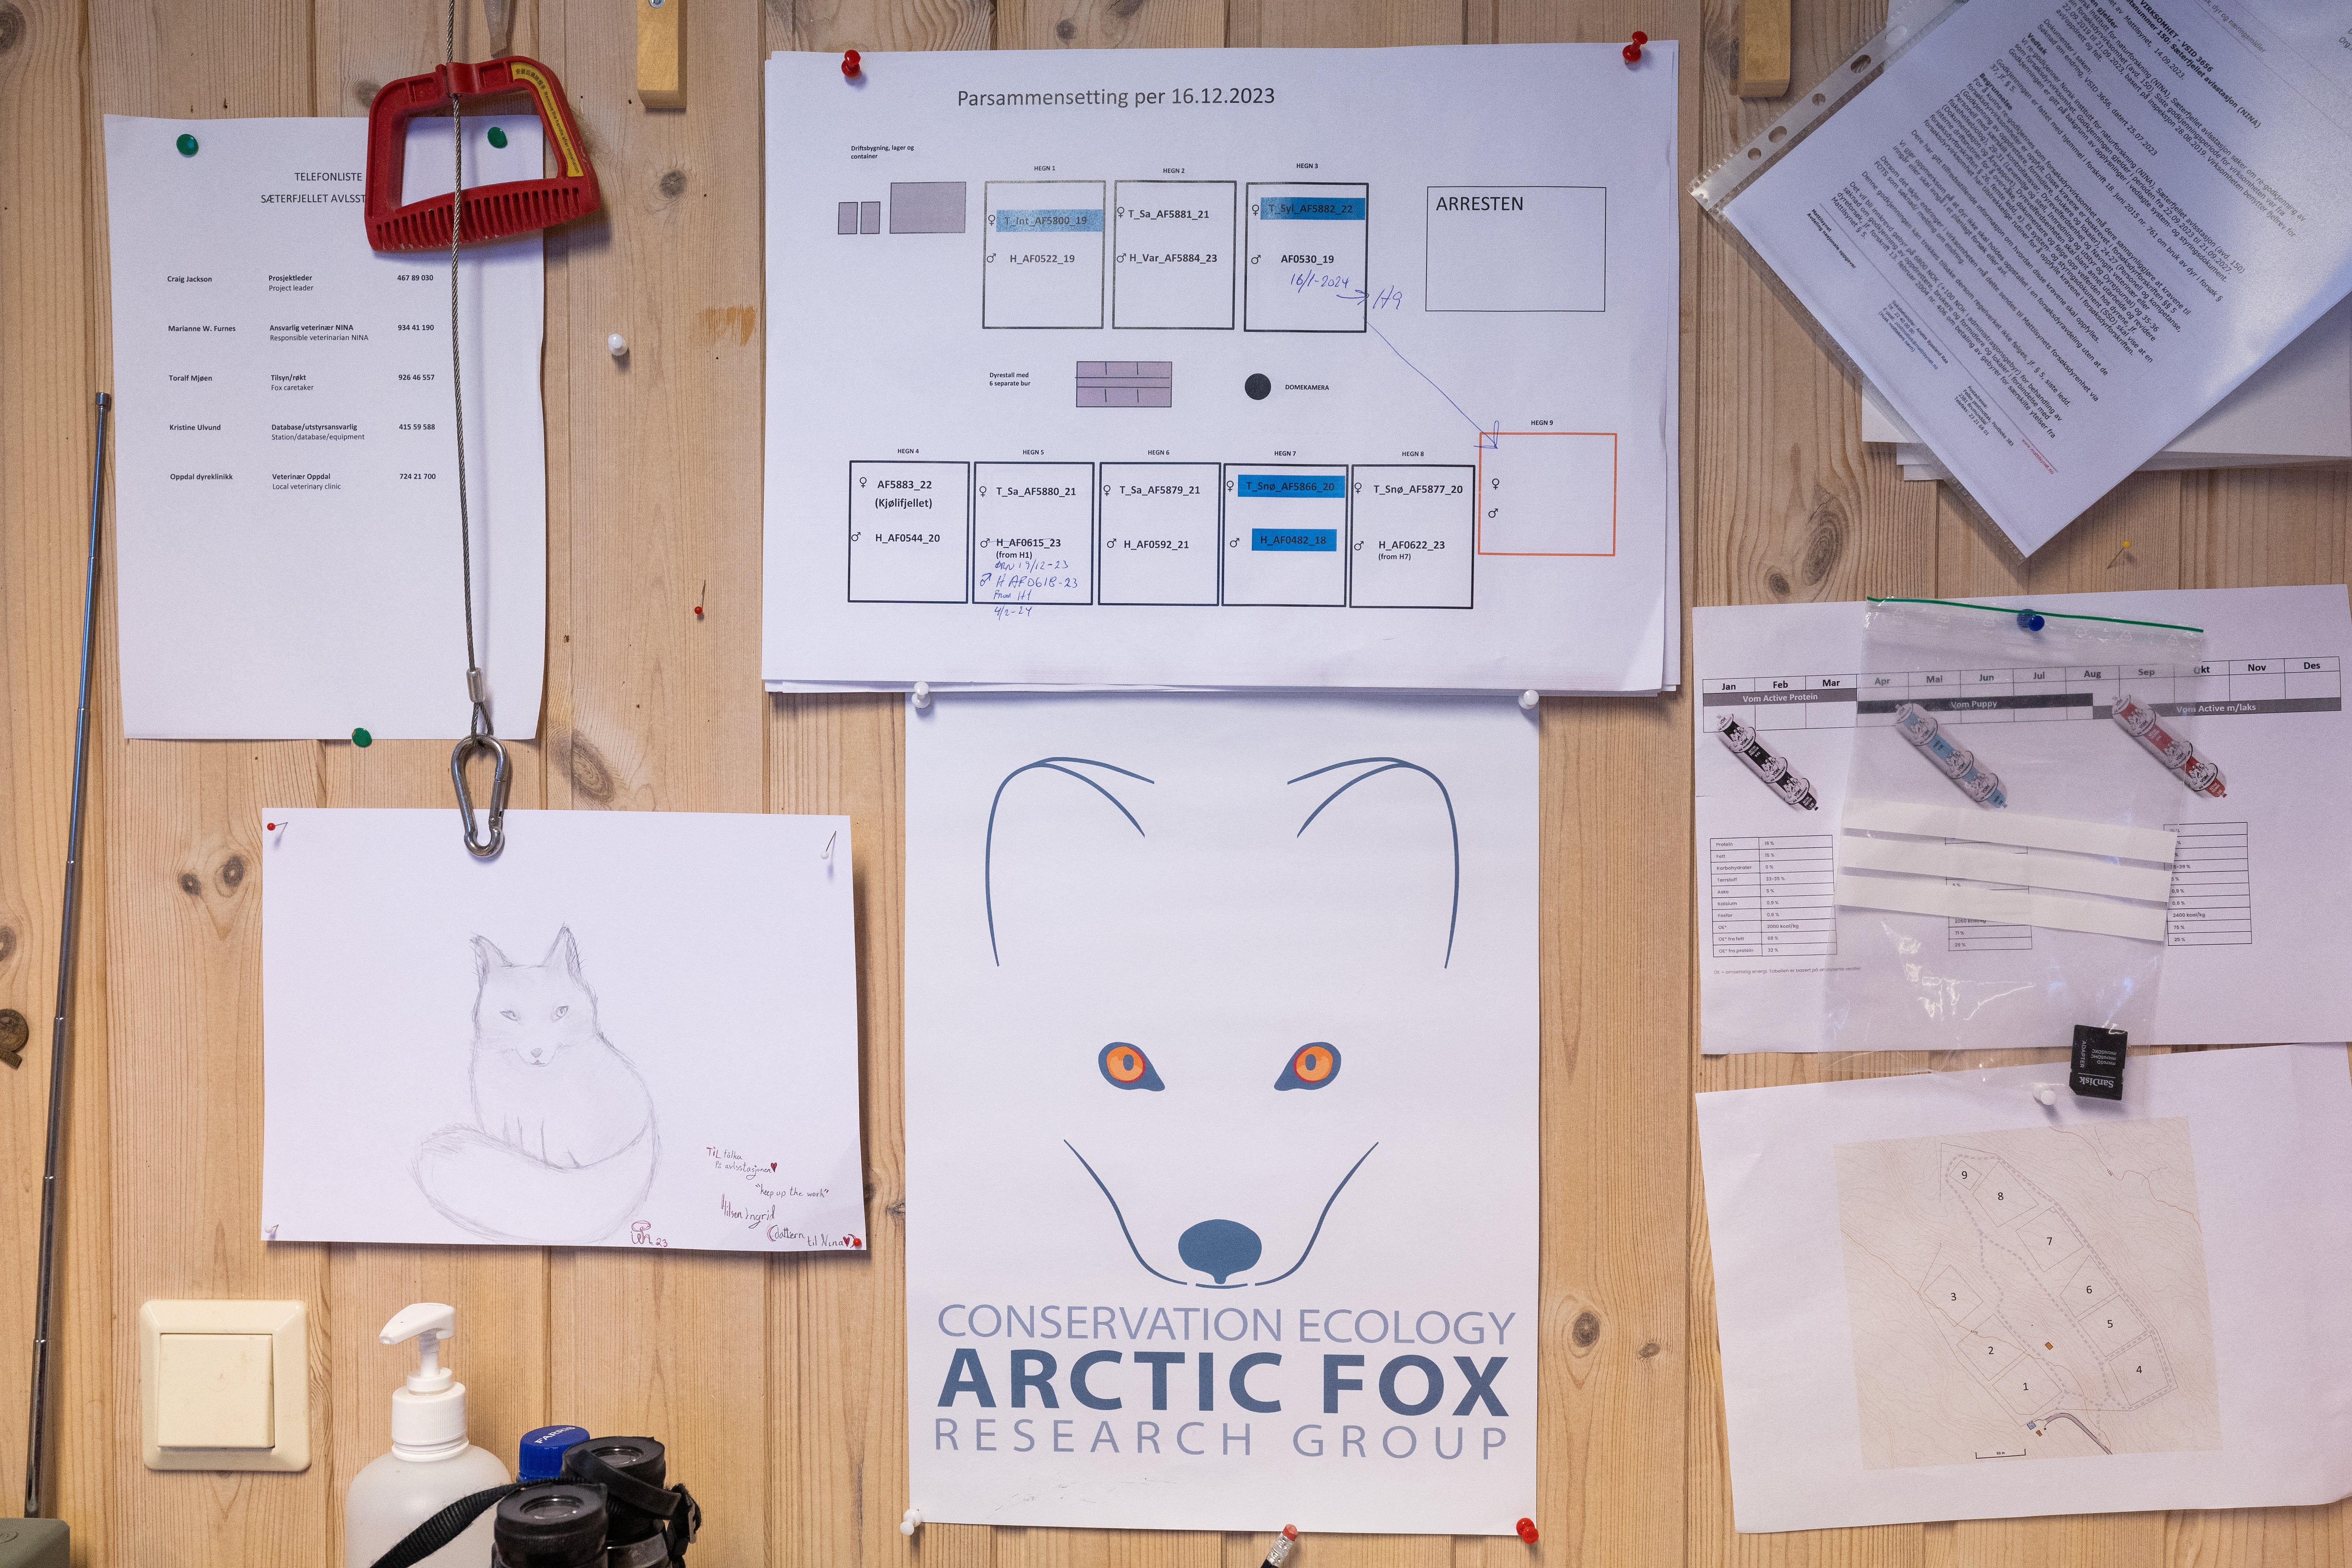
[345,1303,511,1567]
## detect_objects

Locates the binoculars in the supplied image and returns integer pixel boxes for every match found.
[492,1436,699,1568]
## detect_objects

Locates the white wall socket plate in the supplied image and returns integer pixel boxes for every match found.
[139,1299,310,1472]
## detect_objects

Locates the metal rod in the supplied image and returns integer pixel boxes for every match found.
[26,391,109,1518]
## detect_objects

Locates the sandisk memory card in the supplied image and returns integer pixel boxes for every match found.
[2070,1026,2127,1100]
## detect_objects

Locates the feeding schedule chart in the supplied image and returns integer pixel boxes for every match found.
[1700,656,2337,958]
[762,44,1682,693]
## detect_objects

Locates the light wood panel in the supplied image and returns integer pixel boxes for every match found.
[0,2,2345,1566]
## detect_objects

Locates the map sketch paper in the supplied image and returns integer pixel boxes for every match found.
[903,693,1538,1533]
[1836,1119,2218,1470]
[1696,1045,2352,1533]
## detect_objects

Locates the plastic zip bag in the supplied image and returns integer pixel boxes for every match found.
[1825,598,2206,1053]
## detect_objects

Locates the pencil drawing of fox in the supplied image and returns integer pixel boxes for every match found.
[412,927,660,1243]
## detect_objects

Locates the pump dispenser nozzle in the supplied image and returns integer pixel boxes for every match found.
[380,1303,468,1453]
[381,1302,457,1392]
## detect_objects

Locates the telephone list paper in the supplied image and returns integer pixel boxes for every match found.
[1694,587,2352,1053]
[762,45,1680,695]
[104,116,546,740]
[1719,0,2352,555]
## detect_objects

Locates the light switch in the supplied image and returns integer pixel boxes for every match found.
[140,1300,309,1471]
[156,1333,274,1448]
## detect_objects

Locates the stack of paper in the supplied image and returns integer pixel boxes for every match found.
[1863,299,2352,483]
[1702,0,2352,555]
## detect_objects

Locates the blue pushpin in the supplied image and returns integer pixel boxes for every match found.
[2016,610,2045,632]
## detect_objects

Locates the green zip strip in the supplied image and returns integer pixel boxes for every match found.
[1866,597,2203,634]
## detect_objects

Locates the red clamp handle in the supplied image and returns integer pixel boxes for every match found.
[364,56,601,252]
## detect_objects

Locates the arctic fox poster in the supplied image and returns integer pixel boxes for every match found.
[905,694,1539,1533]
[261,809,866,1253]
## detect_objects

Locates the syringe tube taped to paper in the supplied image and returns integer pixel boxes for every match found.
[1716,715,1818,810]
[2115,694,2227,799]
[1893,702,2007,809]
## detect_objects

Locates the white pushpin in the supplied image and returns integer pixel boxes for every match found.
[2034,1085,2060,1106]
[608,332,629,359]
[821,829,837,861]
[899,1507,923,1536]
[912,680,933,710]
[1518,688,1540,711]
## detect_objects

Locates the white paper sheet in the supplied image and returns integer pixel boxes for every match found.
[261,810,866,1253]
[1695,587,2352,1052]
[1696,1044,2352,1532]
[1864,297,2352,476]
[904,694,1538,1532]
[105,115,546,739]
[762,45,1680,696]
[1719,0,2352,555]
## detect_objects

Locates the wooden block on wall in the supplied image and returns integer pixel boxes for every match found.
[1738,0,1790,97]
[639,0,686,109]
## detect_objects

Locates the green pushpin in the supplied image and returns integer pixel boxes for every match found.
[350,727,373,748]
[486,126,508,149]
[175,133,198,157]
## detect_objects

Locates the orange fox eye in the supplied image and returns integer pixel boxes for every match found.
[1098,1042,1163,1091]
[1275,1043,1341,1091]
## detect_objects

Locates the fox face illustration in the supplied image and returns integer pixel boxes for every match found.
[983,753,1461,1290]
[414,927,660,1243]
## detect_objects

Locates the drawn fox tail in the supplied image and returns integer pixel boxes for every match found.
[413,1123,660,1244]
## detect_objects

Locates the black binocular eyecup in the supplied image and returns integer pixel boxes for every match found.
[561,1434,699,1563]
[492,1480,609,1568]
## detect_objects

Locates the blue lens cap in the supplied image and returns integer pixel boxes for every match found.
[520,1424,592,1481]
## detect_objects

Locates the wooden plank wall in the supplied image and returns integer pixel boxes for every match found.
[0,0,2344,1564]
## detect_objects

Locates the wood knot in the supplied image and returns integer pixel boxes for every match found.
[178,873,203,896]
[565,733,617,804]
[1639,1340,1661,1358]
[0,925,15,964]
[217,855,246,893]
[658,169,687,198]
[352,79,380,109]
[1056,18,1076,38]
[1765,570,1792,599]
[0,1009,27,1068]
[1572,1310,1601,1348]
[1800,497,1847,586]
[0,5,25,52]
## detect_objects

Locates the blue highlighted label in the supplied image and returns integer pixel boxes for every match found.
[994,208,1105,232]
[1251,528,1338,552]
[1238,473,1345,499]
[1258,196,1366,221]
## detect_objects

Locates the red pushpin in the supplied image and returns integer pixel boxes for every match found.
[842,49,862,80]
[1516,1518,1539,1544]
[1622,30,1647,64]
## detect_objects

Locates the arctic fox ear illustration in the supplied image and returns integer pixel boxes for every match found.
[984,755,1155,966]
[471,934,511,984]
[416,928,660,1245]
[1289,755,1462,968]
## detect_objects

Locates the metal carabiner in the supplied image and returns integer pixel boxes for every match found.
[451,729,509,858]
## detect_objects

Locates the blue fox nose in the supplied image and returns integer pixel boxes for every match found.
[1177,1219,1263,1284]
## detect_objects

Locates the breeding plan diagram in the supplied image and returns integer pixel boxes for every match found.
[1835,1120,2221,1470]
[762,45,1679,694]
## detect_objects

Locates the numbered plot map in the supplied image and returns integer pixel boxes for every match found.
[1835,1119,2220,1468]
